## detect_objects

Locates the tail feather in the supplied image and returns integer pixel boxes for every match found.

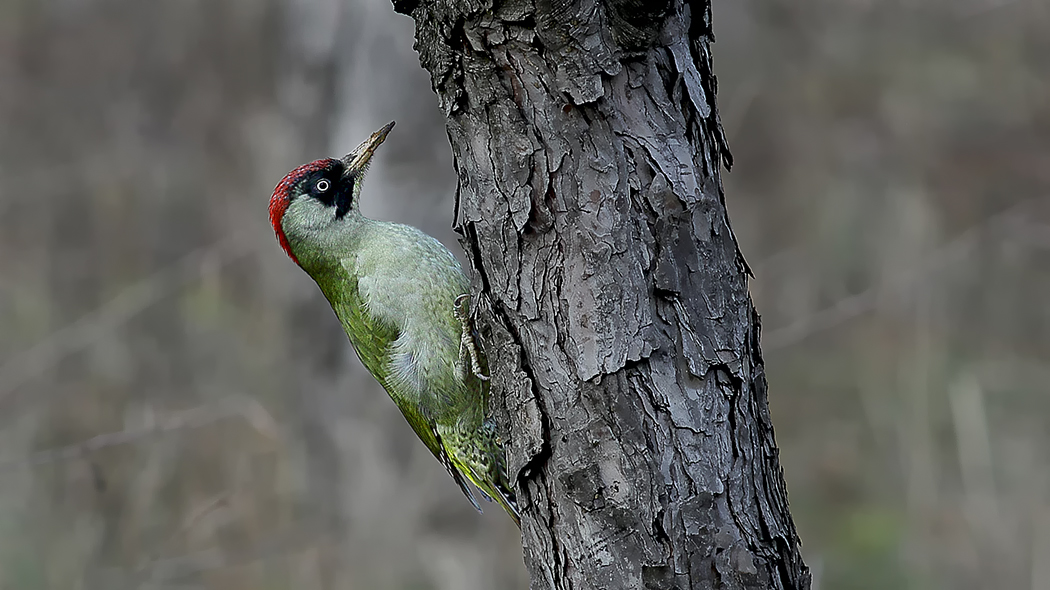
[490,480,521,528]
[469,469,520,528]
[454,470,484,513]
[440,429,521,528]
[434,429,483,512]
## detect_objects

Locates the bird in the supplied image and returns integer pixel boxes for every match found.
[268,121,519,527]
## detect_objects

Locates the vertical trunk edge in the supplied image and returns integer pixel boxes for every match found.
[392,1,810,589]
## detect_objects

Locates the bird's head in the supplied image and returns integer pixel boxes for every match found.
[268,121,394,266]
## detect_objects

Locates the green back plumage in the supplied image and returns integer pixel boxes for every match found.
[300,219,517,525]
[318,271,443,460]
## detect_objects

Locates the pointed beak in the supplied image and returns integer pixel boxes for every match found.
[342,121,395,176]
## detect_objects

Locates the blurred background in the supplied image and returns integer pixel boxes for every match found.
[0,0,1046,588]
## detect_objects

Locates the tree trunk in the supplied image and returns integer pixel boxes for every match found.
[392,1,810,588]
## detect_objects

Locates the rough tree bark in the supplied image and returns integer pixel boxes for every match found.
[392,1,810,588]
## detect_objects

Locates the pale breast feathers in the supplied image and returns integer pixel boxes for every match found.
[350,261,456,398]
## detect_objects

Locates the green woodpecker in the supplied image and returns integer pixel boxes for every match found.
[268,122,519,526]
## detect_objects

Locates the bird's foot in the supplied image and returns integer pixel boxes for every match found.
[454,294,489,382]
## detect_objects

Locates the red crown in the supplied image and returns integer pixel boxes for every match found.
[268,158,339,265]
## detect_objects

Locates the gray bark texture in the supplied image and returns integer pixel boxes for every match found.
[392,1,811,588]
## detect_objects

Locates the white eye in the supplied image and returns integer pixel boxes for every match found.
[315,179,331,192]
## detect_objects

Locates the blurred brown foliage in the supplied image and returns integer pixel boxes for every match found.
[0,0,1046,589]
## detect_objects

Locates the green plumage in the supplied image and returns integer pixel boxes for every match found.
[271,126,518,526]
[315,222,517,525]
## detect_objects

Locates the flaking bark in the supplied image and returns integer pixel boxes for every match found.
[393,1,810,588]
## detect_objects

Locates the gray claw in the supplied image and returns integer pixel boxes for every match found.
[454,294,489,382]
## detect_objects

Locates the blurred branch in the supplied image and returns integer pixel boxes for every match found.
[0,234,254,401]
[762,198,1043,351]
[0,397,280,472]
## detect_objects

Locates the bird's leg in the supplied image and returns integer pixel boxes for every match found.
[454,294,489,382]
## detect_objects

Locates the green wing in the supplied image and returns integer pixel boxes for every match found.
[320,274,482,511]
